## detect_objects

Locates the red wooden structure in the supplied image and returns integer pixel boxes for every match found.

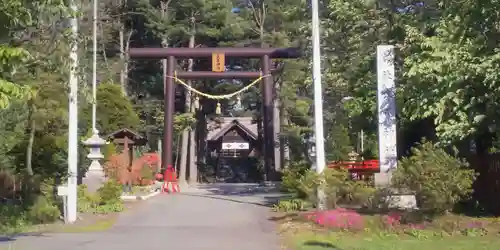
[162,167,179,193]
[327,160,380,180]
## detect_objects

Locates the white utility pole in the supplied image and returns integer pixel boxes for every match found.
[67,0,79,224]
[82,0,106,193]
[92,0,98,132]
[311,0,326,209]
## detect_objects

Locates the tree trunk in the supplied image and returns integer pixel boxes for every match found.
[273,81,281,172]
[258,5,267,181]
[160,0,173,176]
[179,15,197,186]
[25,106,35,176]
[179,130,189,185]
[119,0,127,96]
[119,28,126,95]
[196,97,208,182]
[197,112,207,182]
[281,106,290,168]
[188,118,197,184]
[187,31,198,184]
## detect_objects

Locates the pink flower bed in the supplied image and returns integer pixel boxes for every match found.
[383,211,402,228]
[302,209,493,235]
[303,208,365,230]
[303,209,426,231]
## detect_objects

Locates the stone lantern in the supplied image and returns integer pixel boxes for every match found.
[348,151,360,161]
[82,131,107,192]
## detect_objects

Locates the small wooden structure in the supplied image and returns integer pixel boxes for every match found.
[107,128,147,152]
[105,128,149,186]
[206,117,260,182]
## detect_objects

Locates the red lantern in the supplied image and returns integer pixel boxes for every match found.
[155,173,163,181]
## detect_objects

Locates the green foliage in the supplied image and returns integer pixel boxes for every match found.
[27,195,60,224]
[282,161,375,209]
[94,202,124,214]
[0,46,32,109]
[103,142,117,161]
[297,168,375,209]
[326,124,355,161]
[24,178,61,224]
[281,161,310,197]
[0,102,28,169]
[153,110,197,133]
[392,141,477,214]
[77,182,124,214]
[96,180,123,205]
[77,184,100,213]
[82,83,140,135]
[0,204,30,233]
[0,181,60,233]
[272,198,308,212]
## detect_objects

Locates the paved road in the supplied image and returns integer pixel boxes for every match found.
[1,183,286,250]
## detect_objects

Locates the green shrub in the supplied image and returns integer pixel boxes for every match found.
[392,141,476,214]
[77,184,100,213]
[94,202,124,214]
[27,195,60,224]
[78,182,124,214]
[77,182,124,214]
[97,180,123,205]
[103,142,117,161]
[298,168,375,209]
[273,198,308,212]
[281,161,310,197]
[0,205,29,233]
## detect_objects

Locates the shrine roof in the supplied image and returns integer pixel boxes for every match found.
[106,128,147,145]
[207,117,257,141]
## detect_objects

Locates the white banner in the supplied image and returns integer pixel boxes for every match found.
[377,45,398,173]
[222,142,250,150]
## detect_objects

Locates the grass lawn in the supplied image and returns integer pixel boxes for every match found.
[290,230,500,250]
[1,200,143,235]
[278,212,500,250]
[3,211,120,235]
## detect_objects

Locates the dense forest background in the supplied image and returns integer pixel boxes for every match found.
[2,0,500,217]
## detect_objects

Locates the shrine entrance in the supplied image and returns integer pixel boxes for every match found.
[129,47,300,182]
[207,117,260,183]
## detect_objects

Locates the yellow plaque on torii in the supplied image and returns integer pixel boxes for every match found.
[212,52,225,72]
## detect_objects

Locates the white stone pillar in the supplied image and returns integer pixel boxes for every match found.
[374,45,398,187]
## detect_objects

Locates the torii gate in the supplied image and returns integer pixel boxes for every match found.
[129,47,300,182]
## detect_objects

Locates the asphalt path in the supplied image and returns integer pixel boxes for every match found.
[1,183,286,250]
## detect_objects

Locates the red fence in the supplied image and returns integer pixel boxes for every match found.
[327,160,379,180]
[327,160,380,171]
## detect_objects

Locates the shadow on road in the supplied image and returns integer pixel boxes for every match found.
[196,183,280,195]
[180,193,278,207]
[186,183,291,207]
[303,240,342,249]
[0,232,47,243]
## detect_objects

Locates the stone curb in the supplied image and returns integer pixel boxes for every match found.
[120,190,160,201]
